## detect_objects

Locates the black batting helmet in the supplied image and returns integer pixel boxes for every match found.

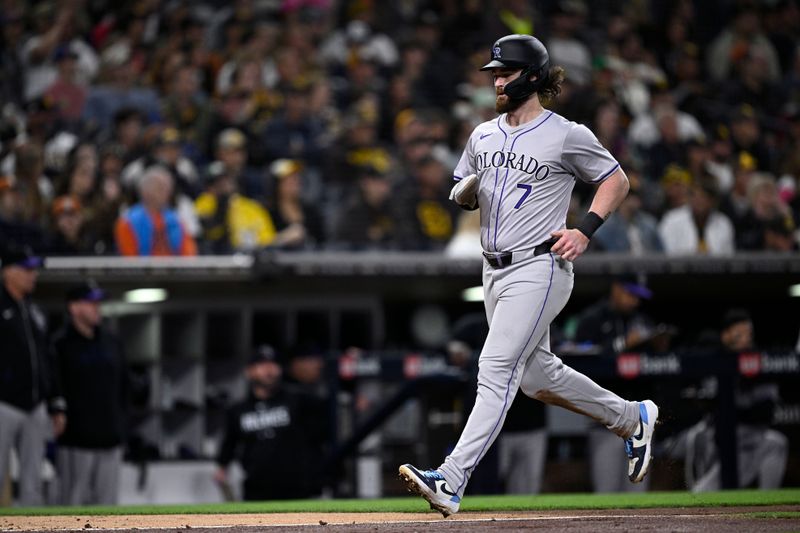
[480,34,550,101]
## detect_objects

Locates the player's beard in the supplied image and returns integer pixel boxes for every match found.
[495,90,524,114]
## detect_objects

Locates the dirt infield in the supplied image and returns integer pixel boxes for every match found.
[2,506,799,533]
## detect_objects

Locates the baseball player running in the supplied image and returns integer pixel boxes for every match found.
[399,34,659,517]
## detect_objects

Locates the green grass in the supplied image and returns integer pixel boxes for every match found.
[1,489,798,516]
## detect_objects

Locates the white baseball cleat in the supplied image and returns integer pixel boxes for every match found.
[625,399,659,483]
[398,464,461,517]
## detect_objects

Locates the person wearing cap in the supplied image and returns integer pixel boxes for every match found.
[214,345,328,501]
[666,308,788,492]
[266,159,326,249]
[574,273,662,356]
[212,128,264,201]
[574,274,673,493]
[50,280,127,505]
[195,160,278,253]
[0,244,64,506]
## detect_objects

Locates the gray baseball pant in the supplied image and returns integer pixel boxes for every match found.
[58,446,122,505]
[0,401,50,506]
[439,253,641,497]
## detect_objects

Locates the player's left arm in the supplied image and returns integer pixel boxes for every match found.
[551,168,629,261]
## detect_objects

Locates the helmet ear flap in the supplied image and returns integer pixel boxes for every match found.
[502,62,549,100]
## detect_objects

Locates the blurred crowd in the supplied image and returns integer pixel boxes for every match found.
[1,0,799,256]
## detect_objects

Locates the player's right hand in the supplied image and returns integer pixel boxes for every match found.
[550,228,590,261]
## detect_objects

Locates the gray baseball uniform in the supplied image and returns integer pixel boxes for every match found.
[438,110,641,498]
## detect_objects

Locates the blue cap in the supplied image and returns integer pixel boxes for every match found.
[66,279,106,302]
[615,274,653,300]
[1,245,44,270]
[248,344,280,365]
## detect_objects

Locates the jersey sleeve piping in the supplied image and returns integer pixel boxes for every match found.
[591,162,621,183]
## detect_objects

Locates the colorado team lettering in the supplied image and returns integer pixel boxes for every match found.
[475,150,551,180]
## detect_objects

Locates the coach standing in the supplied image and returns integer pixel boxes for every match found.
[0,244,65,506]
[52,280,128,505]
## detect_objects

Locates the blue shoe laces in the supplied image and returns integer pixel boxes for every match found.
[420,469,445,481]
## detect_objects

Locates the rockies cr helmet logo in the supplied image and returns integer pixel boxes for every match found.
[493,46,502,59]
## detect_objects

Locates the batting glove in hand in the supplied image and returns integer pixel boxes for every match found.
[449,174,479,210]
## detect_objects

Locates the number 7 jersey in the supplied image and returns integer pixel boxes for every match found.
[453,110,620,253]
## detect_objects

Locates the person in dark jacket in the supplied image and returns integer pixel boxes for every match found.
[51,280,128,505]
[0,244,65,506]
[214,345,328,501]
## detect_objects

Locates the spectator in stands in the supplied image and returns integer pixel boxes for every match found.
[667,309,788,492]
[266,159,326,249]
[0,176,48,252]
[194,161,277,254]
[445,209,482,259]
[214,345,329,501]
[737,173,797,250]
[658,164,693,216]
[707,2,781,83]
[591,171,664,254]
[396,155,459,250]
[47,195,93,255]
[728,104,774,173]
[84,145,126,254]
[102,108,147,165]
[261,80,328,168]
[52,280,127,505]
[0,244,65,506]
[120,127,201,239]
[658,172,736,255]
[82,42,160,133]
[762,214,799,252]
[723,48,786,118]
[21,1,98,102]
[114,166,197,256]
[720,153,757,240]
[212,128,265,202]
[43,44,88,127]
[208,59,279,166]
[160,64,211,157]
[546,1,592,87]
[333,164,399,250]
[628,85,704,156]
[13,142,53,232]
[643,104,690,182]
